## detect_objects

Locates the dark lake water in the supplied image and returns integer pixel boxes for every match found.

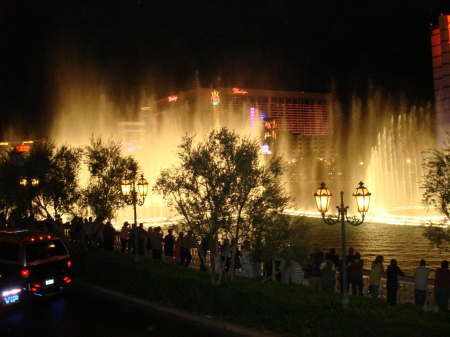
[121,207,447,279]
[308,218,447,278]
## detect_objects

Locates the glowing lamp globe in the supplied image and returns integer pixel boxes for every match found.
[353,181,371,214]
[137,175,149,197]
[121,178,132,197]
[31,177,39,186]
[314,182,332,213]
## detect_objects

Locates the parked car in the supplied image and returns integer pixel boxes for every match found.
[0,229,72,307]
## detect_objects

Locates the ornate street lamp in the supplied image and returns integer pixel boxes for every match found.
[314,181,371,308]
[19,176,40,218]
[121,174,148,262]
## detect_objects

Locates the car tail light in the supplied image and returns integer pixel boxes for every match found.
[63,276,72,283]
[21,269,29,277]
[67,260,72,268]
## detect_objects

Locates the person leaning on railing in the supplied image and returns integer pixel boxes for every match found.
[180,230,196,267]
[369,255,385,299]
[386,259,405,306]
[414,259,430,308]
[119,222,129,253]
[434,260,450,313]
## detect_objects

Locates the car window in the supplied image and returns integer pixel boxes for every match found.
[26,239,68,263]
[0,242,20,262]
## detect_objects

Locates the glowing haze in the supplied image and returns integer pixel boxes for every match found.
[49,59,440,225]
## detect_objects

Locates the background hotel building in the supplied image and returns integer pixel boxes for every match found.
[146,87,334,165]
[431,14,450,148]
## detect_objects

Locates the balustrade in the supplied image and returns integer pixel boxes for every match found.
[188,249,440,312]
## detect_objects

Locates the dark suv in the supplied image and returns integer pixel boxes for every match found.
[0,230,72,307]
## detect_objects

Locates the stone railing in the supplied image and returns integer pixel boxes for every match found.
[358,271,438,312]
[188,249,440,312]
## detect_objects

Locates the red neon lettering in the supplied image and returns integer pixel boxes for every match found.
[168,96,178,102]
[232,88,248,94]
[16,145,30,152]
[448,16,450,43]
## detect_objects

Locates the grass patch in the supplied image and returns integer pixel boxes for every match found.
[71,248,450,337]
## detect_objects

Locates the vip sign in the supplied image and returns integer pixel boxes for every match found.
[4,295,19,304]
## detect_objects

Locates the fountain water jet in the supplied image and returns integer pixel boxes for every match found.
[341,93,439,223]
[48,58,440,225]
[49,62,261,223]
[289,91,440,224]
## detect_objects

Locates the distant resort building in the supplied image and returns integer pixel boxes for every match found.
[117,121,146,152]
[431,14,450,148]
[143,87,335,180]
[113,86,334,219]
[0,140,43,153]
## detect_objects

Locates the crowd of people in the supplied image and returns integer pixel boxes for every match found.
[117,223,203,267]
[67,216,118,251]
[306,247,450,311]
[64,219,450,311]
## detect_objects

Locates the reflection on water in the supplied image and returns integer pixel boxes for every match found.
[369,206,445,226]
[308,217,446,278]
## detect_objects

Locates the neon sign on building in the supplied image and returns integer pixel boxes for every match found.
[448,15,450,43]
[16,145,30,152]
[260,143,272,155]
[232,87,248,94]
[211,90,220,105]
[264,118,277,140]
[250,107,255,128]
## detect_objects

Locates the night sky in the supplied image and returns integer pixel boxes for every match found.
[1,0,450,139]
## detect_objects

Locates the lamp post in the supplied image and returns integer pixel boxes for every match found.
[19,176,39,219]
[121,174,149,262]
[314,181,371,308]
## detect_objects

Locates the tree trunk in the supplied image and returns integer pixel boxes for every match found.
[229,243,236,281]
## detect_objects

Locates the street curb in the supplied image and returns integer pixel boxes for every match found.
[74,279,281,337]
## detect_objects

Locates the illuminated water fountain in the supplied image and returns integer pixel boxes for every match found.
[48,57,441,226]
[49,62,258,224]
[336,94,441,225]
[289,92,442,225]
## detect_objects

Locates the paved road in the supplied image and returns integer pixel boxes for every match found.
[0,281,255,337]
